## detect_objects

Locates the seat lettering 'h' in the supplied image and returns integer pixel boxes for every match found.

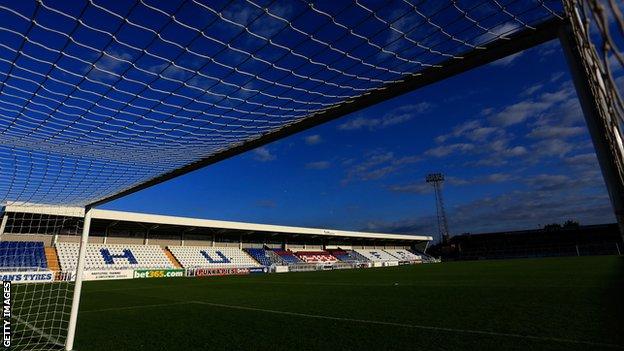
[100,248,138,265]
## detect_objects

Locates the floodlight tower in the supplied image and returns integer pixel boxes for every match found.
[426,173,450,244]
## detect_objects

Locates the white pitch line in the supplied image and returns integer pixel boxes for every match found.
[189,300,624,349]
[79,301,193,314]
[12,314,64,347]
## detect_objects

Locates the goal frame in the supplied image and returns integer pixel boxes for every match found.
[0,1,622,350]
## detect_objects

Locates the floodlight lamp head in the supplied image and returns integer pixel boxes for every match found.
[426,173,445,183]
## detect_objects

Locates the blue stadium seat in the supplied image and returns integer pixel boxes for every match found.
[0,241,48,270]
[328,249,369,263]
[273,250,302,264]
[244,248,274,266]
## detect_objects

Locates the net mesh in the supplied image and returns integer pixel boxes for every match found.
[0,0,563,207]
[1,208,83,350]
[567,0,624,123]
[0,1,604,350]
[562,0,624,232]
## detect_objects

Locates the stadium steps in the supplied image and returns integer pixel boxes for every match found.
[264,247,286,265]
[44,247,60,271]
[164,248,183,268]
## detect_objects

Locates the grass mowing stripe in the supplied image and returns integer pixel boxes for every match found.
[189,300,624,349]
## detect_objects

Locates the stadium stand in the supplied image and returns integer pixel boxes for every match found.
[443,224,623,260]
[56,242,173,271]
[273,249,303,264]
[168,246,260,268]
[409,249,438,263]
[0,241,47,270]
[385,249,421,261]
[244,248,285,266]
[354,249,398,262]
[294,251,337,263]
[327,249,369,263]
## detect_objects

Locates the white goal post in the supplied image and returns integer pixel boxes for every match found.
[64,209,91,351]
[0,206,87,350]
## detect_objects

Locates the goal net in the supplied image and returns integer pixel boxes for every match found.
[0,208,83,351]
[1,0,616,350]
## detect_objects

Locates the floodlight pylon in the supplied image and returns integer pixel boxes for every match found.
[426,173,450,244]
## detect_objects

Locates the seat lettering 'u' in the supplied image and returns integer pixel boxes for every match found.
[200,251,230,264]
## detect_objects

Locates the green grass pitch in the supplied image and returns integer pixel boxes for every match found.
[70,256,623,351]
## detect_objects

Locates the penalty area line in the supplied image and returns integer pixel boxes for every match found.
[190,300,623,349]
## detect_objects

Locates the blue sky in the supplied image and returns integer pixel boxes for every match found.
[101,38,616,236]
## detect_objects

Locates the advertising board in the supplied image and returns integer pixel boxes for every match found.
[83,269,134,281]
[190,267,266,277]
[133,269,184,279]
[0,271,54,283]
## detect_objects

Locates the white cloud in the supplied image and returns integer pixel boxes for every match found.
[388,183,432,194]
[532,139,574,158]
[550,72,565,82]
[447,173,514,186]
[565,153,598,167]
[522,83,543,96]
[304,134,322,145]
[252,147,276,162]
[527,126,585,139]
[537,40,560,58]
[466,127,500,141]
[491,52,523,67]
[434,120,507,153]
[483,173,514,183]
[342,150,421,183]
[489,86,575,127]
[490,100,550,126]
[524,174,572,191]
[435,120,481,143]
[305,161,331,170]
[221,2,292,38]
[425,143,475,158]
[338,103,431,131]
[389,173,514,194]
[90,50,134,83]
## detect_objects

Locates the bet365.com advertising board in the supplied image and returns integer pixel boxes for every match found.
[133,269,184,279]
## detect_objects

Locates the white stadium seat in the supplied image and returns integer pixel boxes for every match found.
[384,249,422,261]
[55,242,174,271]
[168,246,260,269]
[353,249,398,262]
